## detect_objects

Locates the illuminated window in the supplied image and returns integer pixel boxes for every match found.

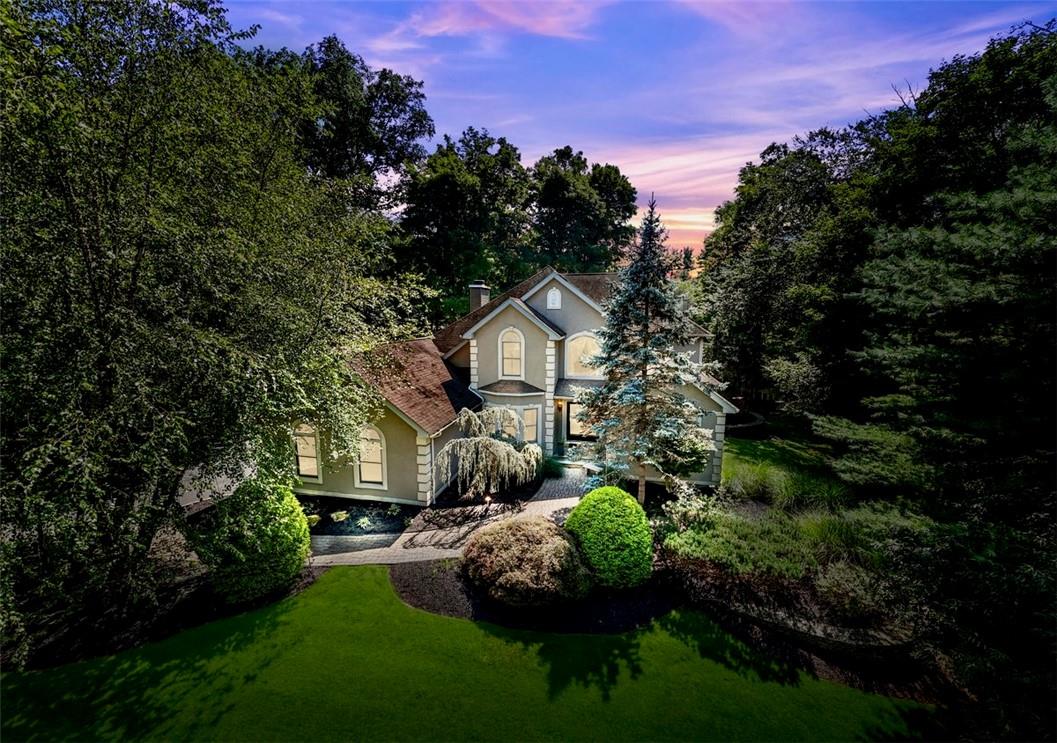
[500,328,523,378]
[565,333,601,378]
[499,406,539,443]
[294,424,321,481]
[355,426,386,489]
[546,286,562,309]
[566,403,596,440]
[523,408,538,442]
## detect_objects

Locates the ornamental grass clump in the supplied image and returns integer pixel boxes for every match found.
[187,477,310,604]
[564,486,653,588]
[462,516,591,607]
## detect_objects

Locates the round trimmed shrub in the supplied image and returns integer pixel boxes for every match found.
[565,486,653,588]
[188,478,310,604]
[463,516,591,607]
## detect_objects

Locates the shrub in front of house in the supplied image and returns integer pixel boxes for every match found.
[187,477,310,604]
[541,456,565,479]
[564,486,653,588]
[462,516,591,607]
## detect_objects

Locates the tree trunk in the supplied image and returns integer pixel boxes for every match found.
[637,462,647,505]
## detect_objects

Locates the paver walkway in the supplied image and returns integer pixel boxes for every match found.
[311,468,586,566]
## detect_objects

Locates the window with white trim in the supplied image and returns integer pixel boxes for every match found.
[499,406,539,443]
[294,424,321,481]
[500,328,523,378]
[355,426,386,489]
[546,286,562,309]
[565,332,602,378]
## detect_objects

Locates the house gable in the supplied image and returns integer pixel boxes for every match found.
[469,303,553,392]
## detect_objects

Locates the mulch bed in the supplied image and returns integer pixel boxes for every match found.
[434,475,544,507]
[390,558,680,634]
[389,558,949,707]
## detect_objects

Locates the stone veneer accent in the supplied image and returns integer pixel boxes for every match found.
[468,339,478,388]
[544,340,556,455]
[711,412,726,485]
[416,435,432,503]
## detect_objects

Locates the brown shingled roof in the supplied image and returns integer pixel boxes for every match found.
[357,338,481,435]
[432,267,555,353]
[563,272,618,304]
[433,268,707,350]
[479,380,545,394]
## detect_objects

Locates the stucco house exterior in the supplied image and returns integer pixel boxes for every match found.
[293,267,738,506]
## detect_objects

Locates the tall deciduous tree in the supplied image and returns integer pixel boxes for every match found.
[298,35,433,207]
[398,128,532,321]
[578,199,714,503]
[530,146,637,273]
[0,0,425,662]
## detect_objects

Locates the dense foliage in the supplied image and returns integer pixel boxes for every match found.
[577,200,715,502]
[186,478,310,603]
[564,487,653,588]
[462,516,591,607]
[0,0,428,663]
[697,23,1056,738]
[400,137,637,321]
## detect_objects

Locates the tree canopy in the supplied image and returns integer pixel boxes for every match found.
[399,137,638,322]
[0,0,427,662]
[697,22,1056,734]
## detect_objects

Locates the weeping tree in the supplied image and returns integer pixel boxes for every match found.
[435,408,543,499]
[577,198,715,503]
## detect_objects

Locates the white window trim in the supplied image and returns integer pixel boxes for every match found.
[496,404,542,444]
[564,330,604,380]
[293,425,322,483]
[354,425,388,491]
[546,286,562,309]
[498,326,525,380]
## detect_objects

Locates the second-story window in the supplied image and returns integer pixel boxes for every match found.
[565,332,602,378]
[500,328,523,378]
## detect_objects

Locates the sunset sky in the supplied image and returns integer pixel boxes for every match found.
[226,0,1056,247]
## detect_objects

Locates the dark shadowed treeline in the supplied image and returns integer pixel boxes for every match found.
[698,22,1056,738]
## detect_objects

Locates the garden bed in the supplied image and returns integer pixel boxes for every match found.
[433,475,544,506]
[391,558,680,634]
[23,565,328,671]
[298,496,420,536]
[390,558,945,706]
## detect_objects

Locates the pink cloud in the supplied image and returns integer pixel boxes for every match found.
[405,1,609,41]
[672,0,797,35]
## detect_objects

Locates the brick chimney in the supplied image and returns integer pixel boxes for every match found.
[468,280,490,311]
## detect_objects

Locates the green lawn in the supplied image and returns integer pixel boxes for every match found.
[2,566,930,742]
[722,424,836,481]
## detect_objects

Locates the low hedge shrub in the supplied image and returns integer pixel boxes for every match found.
[187,477,310,603]
[462,516,591,607]
[664,508,816,579]
[564,486,653,588]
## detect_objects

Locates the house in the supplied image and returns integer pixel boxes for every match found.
[292,267,738,506]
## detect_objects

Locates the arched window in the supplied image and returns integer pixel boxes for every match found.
[565,332,602,378]
[294,424,321,482]
[499,327,524,379]
[355,426,386,489]
[546,286,562,309]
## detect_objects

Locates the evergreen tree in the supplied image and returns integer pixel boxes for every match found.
[578,198,714,503]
